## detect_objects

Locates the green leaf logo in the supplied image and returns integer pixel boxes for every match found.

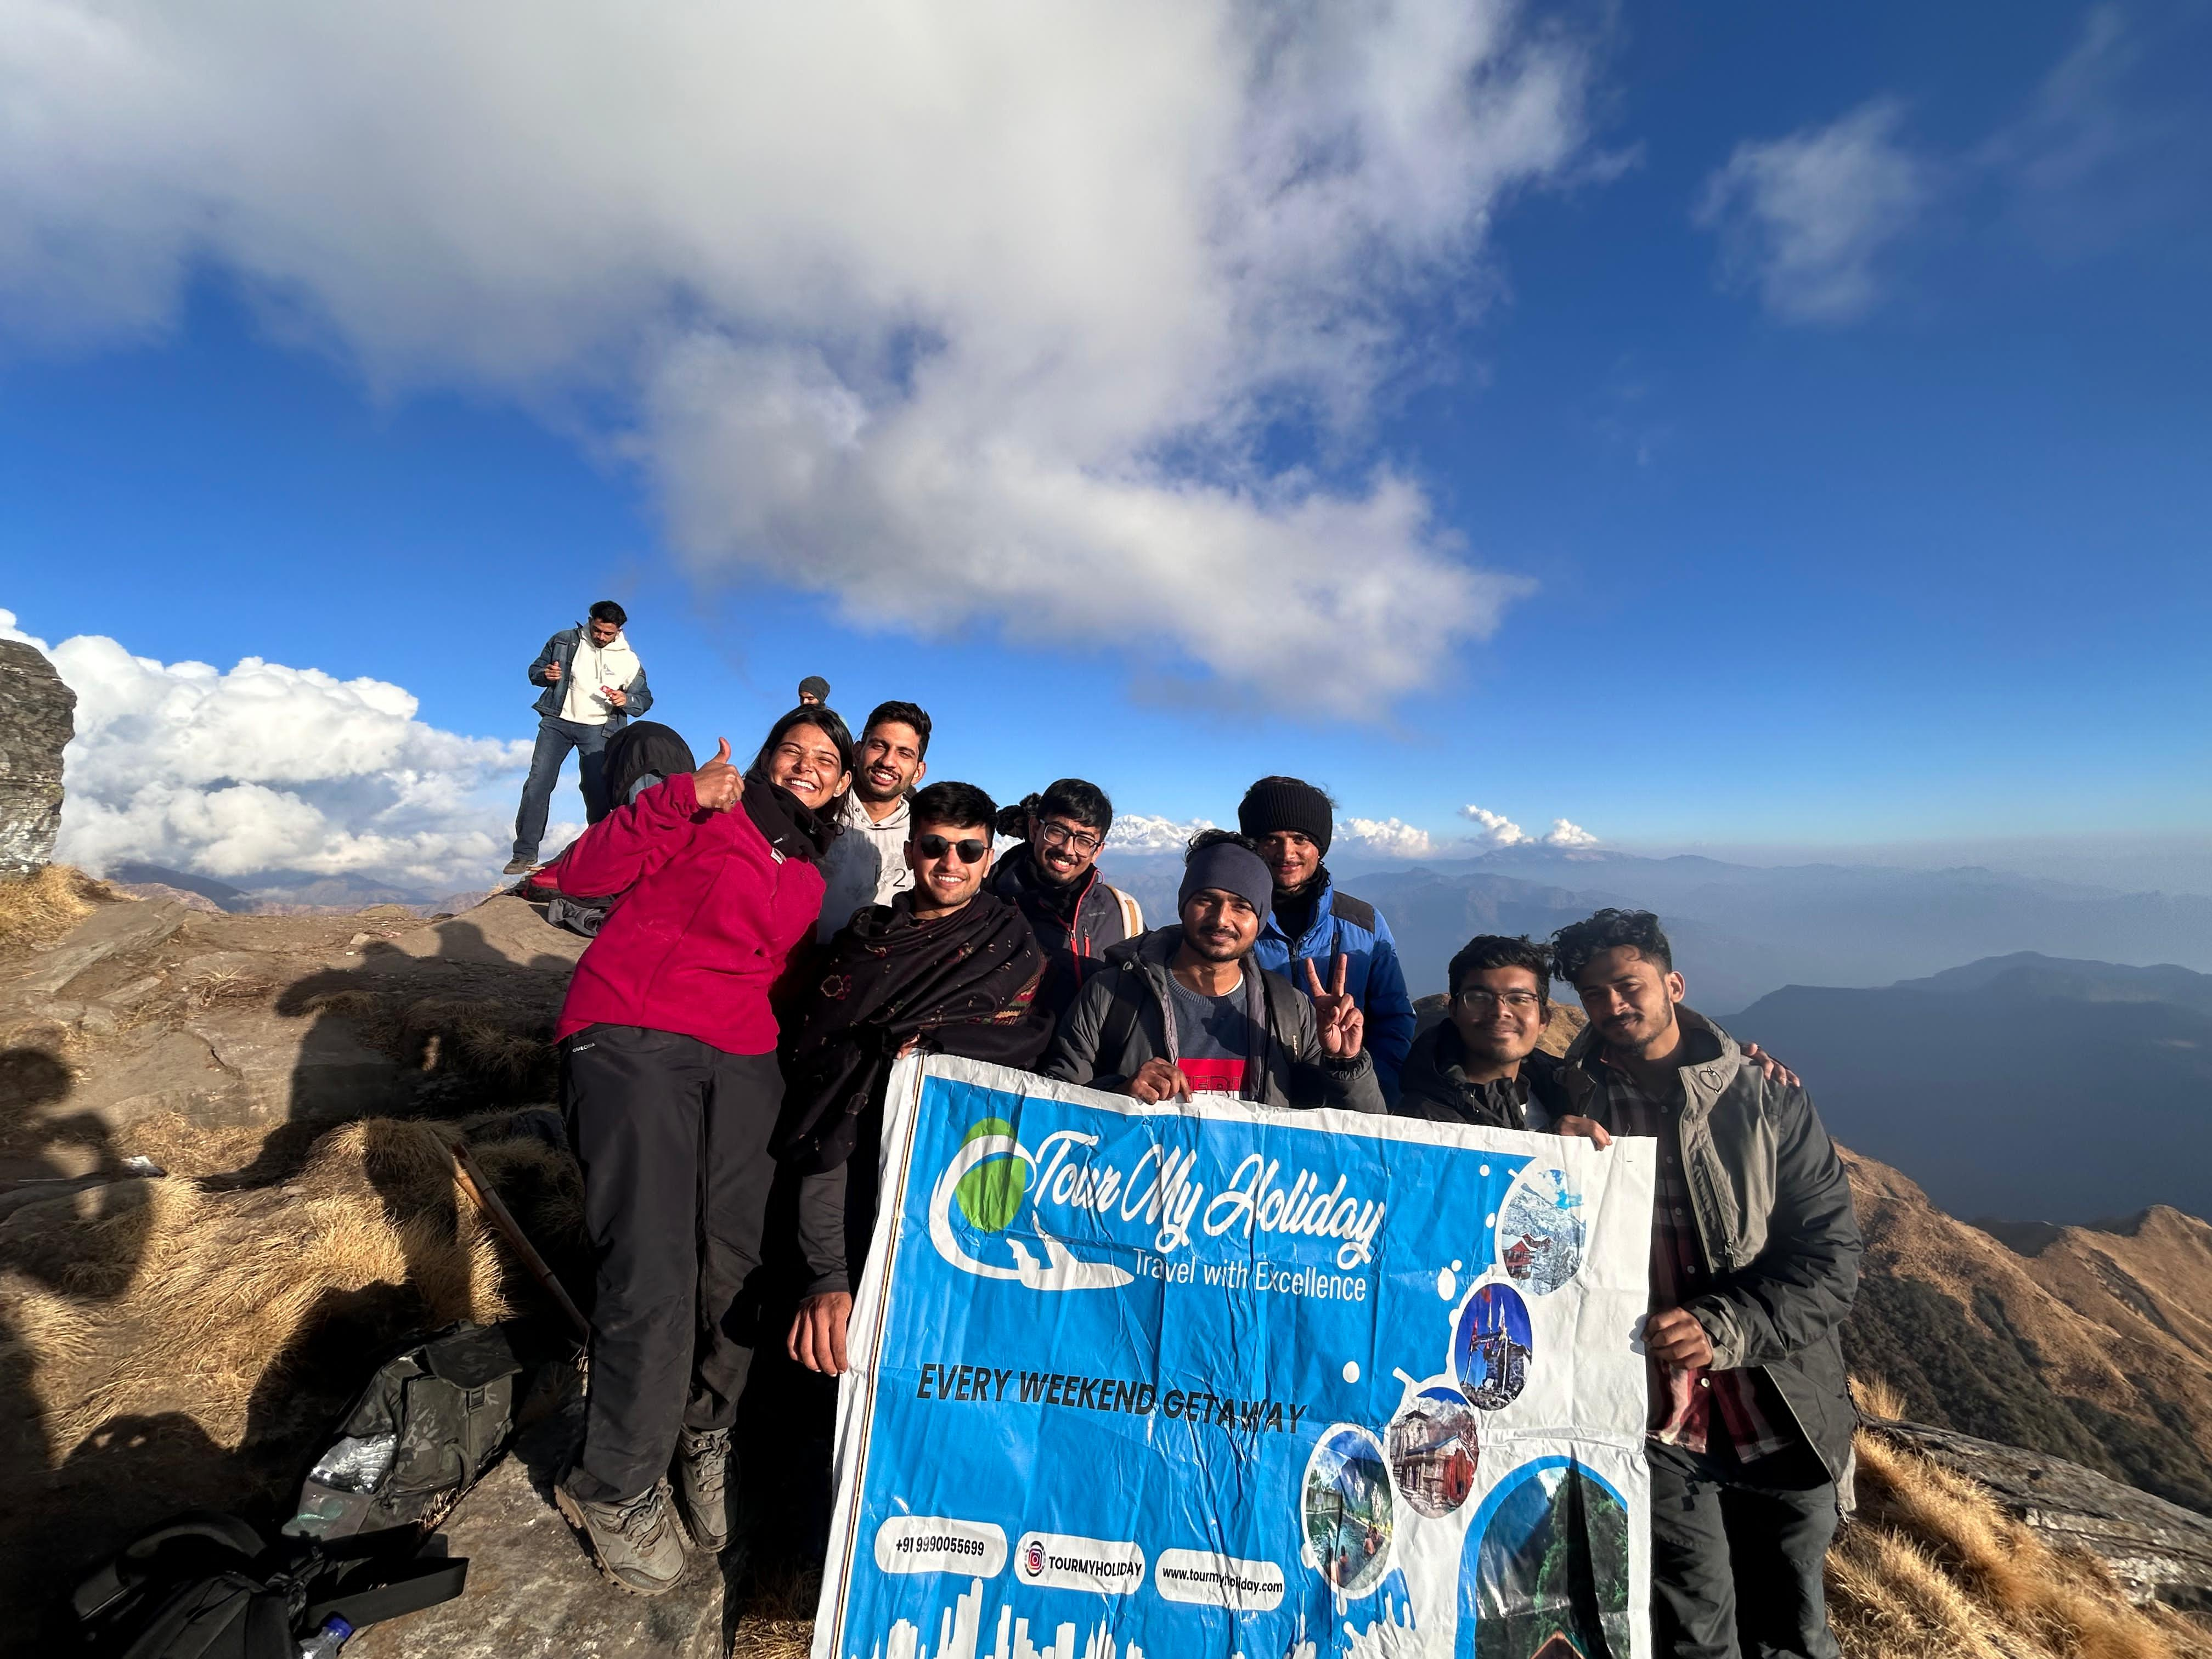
[953,1118,1028,1233]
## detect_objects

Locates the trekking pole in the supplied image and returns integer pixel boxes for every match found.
[450,1141,592,1348]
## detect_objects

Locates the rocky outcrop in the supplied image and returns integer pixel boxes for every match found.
[0,641,75,878]
[1874,1417,2212,1613]
[0,894,587,1173]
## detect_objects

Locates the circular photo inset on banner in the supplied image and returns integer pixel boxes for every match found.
[1494,1165,1585,1295]
[1300,1425,1395,1598]
[1465,1458,1631,1659]
[1387,1386,1481,1516]
[1452,1283,1532,1410]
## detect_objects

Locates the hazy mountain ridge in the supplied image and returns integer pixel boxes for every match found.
[1843,1147,2212,1518]
[1732,952,2212,1224]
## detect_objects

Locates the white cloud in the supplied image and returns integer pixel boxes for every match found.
[1460,803,1596,848]
[1104,814,1216,856]
[1339,816,1436,858]
[2,608,535,892]
[1694,99,1930,322]
[1461,804,1531,845]
[0,1,1594,709]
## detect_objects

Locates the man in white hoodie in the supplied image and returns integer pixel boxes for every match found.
[506,601,654,874]
[814,699,929,938]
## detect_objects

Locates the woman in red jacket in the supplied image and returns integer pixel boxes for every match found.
[550,705,853,1594]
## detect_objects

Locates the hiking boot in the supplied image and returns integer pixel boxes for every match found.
[502,855,538,876]
[554,1478,687,1595]
[673,1426,731,1554]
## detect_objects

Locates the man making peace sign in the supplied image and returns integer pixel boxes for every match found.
[1043,830,1383,1114]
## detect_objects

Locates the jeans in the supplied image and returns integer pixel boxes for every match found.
[1647,1436,1843,1659]
[562,1026,783,1504]
[512,715,612,861]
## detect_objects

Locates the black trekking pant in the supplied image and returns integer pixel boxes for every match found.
[562,1024,782,1504]
[1647,1437,1842,1659]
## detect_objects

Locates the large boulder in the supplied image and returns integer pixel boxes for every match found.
[0,641,74,878]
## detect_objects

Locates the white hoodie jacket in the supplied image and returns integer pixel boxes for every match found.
[559,631,643,725]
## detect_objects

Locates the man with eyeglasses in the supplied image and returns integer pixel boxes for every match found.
[986,778,1144,1020]
[1396,933,1798,1131]
[816,699,931,940]
[773,781,1052,1377]
[1393,935,1572,1131]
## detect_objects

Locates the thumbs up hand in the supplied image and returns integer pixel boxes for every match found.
[693,738,742,811]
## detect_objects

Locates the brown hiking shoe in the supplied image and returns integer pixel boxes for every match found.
[672,1426,731,1553]
[555,1478,687,1595]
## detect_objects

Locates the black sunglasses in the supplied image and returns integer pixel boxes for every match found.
[916,834,990,865]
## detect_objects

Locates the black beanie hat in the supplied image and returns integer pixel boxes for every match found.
[1237,777,1333,856]
[798,675,831,700]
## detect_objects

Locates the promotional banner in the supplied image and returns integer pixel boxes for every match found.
[815,1057,1656,1659]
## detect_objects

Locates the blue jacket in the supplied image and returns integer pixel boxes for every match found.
[528,625,652,728]
[1251,879,1416,1103]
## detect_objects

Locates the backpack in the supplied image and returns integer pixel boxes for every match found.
[72,1512,467,1659]
[284,1322,523,1542]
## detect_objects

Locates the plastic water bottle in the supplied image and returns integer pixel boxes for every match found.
[298,1615,354,1657]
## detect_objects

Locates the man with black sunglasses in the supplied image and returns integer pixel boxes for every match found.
[987,777,1144,1020]
[772,780,1053,1376]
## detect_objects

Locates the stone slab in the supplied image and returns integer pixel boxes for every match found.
[349,1376,727,1659]
[15,900,189,997]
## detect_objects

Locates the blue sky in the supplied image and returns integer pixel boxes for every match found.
[2,1,2206,893]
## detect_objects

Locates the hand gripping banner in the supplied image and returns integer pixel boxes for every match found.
[813,1057,1657,1659]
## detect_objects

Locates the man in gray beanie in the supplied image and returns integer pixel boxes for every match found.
[1043,830,1384,1113]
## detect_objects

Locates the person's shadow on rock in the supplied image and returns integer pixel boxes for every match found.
[0,1046,181,1654]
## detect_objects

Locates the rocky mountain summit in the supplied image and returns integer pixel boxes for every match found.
[0,876,2207,1656]
[0,640,74,879]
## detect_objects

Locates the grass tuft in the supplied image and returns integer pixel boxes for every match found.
[0,864,100,955]
[1833,1393,2190,1659]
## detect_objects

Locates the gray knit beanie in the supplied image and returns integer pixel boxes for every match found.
[1178,840,1275,923]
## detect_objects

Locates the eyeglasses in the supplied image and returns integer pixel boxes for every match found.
[1455,989,1544,1011]
[917,834,990,864]
[1036,820,1103,855]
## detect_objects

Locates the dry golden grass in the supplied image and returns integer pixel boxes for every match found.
[1,1115,584,1458]
[0,862,99,955]
[728,1565,822,1659]
[1832,1378,2196,1659]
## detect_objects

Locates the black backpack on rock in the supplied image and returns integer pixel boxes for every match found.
[284,1322,523,1542]
[71,1513,466,1659]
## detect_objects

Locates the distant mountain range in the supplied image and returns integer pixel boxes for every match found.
[1100,845,2212,1013]
[1731,952,2212,1226]
[107,862,491,918]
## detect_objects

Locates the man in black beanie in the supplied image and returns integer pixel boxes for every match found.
[1236,776,1417,1103]
[1043,830,1384,1113]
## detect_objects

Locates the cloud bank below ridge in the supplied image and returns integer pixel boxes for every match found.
[1,610,537,893]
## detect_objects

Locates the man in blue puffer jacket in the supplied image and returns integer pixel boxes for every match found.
[1238,776,1417,1103]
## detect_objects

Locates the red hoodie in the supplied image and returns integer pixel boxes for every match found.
[553,771,825,1054]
